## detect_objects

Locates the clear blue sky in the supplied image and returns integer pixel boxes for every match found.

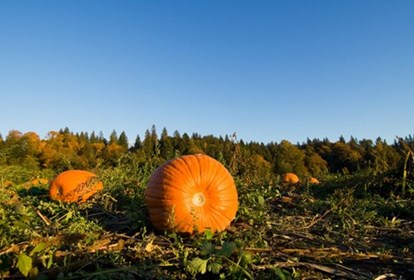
[1,1,413,144]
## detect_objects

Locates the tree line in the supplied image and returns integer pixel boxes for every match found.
[0,126,413,184]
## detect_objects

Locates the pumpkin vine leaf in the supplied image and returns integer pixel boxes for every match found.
[17,253,32,277]
[208,261,223,274]
[187,257,208,275]
[219,241,236,258]
[203,228,214,240]
[200,241,216,256]
[30,242,47,256]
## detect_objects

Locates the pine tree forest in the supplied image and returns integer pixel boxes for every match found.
[1,126,413,195]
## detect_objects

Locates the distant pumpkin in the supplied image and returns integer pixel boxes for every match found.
[26,178,49,187]
[1,180,13,187]
[49,170,103,203]
[309,177,320,185]
[145,154,238,234]
[282,173,300,184]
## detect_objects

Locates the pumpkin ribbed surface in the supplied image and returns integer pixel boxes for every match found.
[145,154,238,234]
[49,170,103,203]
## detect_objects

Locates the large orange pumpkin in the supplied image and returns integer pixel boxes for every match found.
[282,173,300,184]
[145,154,238,234]
[49,170,103,203]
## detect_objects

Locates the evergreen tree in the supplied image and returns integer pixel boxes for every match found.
[160,127,168,139]
[133,134,142,150]
[173,130,185,154]
[173,130,181,138]
[59,127,71,134]
[359,139,375,170]
[109,130,118,145]
[159,127,174,159]
[90,131,97,143]
[151,125,158,142]
[142,128,158,156]
[99,131,107,145]
[191,132,201,140]
[79,140,96,168]
[181,133,191,154]
[118,131,129,150]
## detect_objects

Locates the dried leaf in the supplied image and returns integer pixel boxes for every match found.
[145,240,155,252]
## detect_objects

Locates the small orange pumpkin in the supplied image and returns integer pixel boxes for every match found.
[1,180,13,187]
[32,178,49,185]
[282,173,300,184]
[145,154,238,234]
[49,170,103,203]
[25,178,49,187]
[309,177,320,185]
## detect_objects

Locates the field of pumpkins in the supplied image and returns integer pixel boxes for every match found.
[1,151,413,279]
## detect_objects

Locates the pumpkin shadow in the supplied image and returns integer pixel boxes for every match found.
[17,186,49,197]
[83,184,151,235]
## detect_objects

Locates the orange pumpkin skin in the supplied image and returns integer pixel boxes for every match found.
[145,154,238,234]
[282,173,300,184]
[32,178,49,185]
[309,177,320,185]
[49,170,103,203]
[25,178,49,187]
[2,180,14,187]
